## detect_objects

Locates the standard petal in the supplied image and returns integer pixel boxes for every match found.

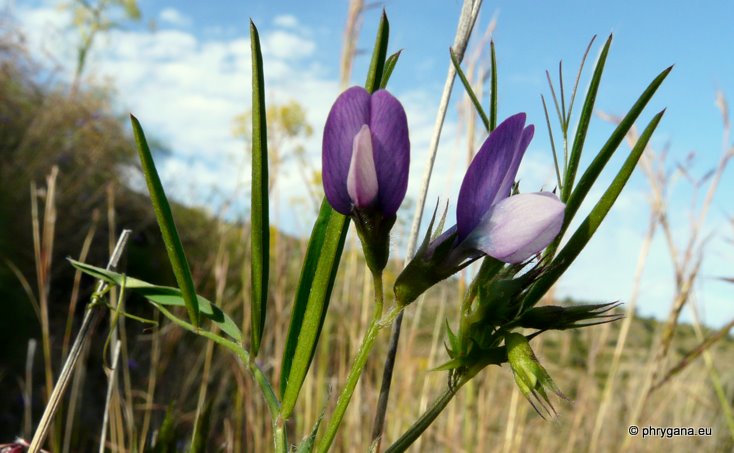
[323,86,371,214]
[465,192,565,264]
[456,113,527,241]
[491,124,535,206]
[347,125,379,208]
[369,89,410,216]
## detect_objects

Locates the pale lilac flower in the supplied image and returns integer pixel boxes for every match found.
[322,86,410,217]
[395,113,565,304]
[453,112,564,264]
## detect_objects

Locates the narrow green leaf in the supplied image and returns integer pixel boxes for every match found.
[365,10,389,93]
[541,94,562,190]
[190,399,213,453]
[130,115,200,327]
[560,35,613,202]
[559,61,566,125]
[152,403,177,453]
[545,69,565,130]
[295,399,328,453]
[69,259,242,342]
[522,109,665,309]
[380,50,402,89]
[280,200,342,397]
[249,20,269,356]
[561,65,672,234]
[489,40,498,131]
[565,36,597,128]
[450,48,490,131]
[280,200,349,416]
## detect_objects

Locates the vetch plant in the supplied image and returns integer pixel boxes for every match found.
[42,7,674,453]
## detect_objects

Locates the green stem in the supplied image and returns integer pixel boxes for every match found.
[384,377,467,453]
[273,417,288,453]
[247,360,281,420]
[378,304,402,329]
[154,304,287,451]
[316,273,384,452]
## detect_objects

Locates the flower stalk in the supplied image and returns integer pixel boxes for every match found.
[316,272,384,452]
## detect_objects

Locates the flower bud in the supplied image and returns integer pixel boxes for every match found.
[322,86,410,274]
[505,332,569,418]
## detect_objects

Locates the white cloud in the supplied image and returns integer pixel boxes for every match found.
[274,14,299,29]
[159,7,191,27]
[14,3,332,224]
[262,30,315,60]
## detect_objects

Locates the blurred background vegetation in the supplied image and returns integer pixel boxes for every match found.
[1,2,733,452]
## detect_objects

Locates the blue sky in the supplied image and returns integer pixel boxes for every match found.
[14,0,734,327]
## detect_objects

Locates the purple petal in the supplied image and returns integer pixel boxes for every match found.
[323,86,371,214]
[347,125,379,208]
[465,192,565,264]
[369,89,410,216]
[491,124,534,206]
[456,113,528,241]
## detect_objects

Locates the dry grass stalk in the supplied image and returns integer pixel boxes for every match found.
[589,211,657,452]
[339,0,364,89]
[592,92,734,451]
[24,339,37,438]
[28,228,132,453]
[99,340,122,453]
[62,210,99,360]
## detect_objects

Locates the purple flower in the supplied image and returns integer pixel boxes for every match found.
[454,113,564,264]
[395,113,565,304]
[322,86,410,217]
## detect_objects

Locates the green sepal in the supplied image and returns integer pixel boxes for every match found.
[517,302,622,331]
[445,319,460,356]
[393,228,460,306]
[352,209,396,275]
[473,264,544,327]
[431,357,465,372]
